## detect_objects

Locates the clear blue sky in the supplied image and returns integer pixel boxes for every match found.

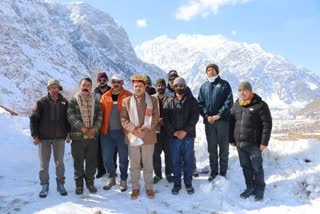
[61,0,320,74]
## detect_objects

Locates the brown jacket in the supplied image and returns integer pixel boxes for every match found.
[121,94,159,145]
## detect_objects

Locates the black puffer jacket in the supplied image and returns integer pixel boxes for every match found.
[163,89,199,138]
[229,94,272,148]
[30,94,70,140]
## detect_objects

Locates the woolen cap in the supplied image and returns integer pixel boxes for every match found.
[173,77,186,86]
[47,79,63,90]
[238,81,252,92]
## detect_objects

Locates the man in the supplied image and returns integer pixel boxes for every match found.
[165,70,178,95]
[121,74,159,200]
[229,81,272,201]
[100,74,132,192]
[145,75,156,95]
[163,77,199,195]
[30,79,70,198]
[94,71,111,178]
[152,78,174,184]
[198,64,233,181]
[67,77,102,194]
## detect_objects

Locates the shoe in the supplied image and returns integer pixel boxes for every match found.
[88,185,97,193]
[146,189,155,199]
[76,186,83,195]
[103,177,116,190]
[57,182,68,196]
[166,174,174,183]
[131,189,140,200]
[186,185,195,194]
[240,187,255,199]
[153,176,163,184]
[171,184,181,195]
[96,171,106,179]
[254,190,264,201]
[119,180,127,192]
[208,171,218,181]
[220,171,227,177]
[39,184,49,198]
[192,169,199,177]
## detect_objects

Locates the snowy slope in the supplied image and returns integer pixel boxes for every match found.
[0,0,164,113]
[1,112,320,214]
[135,35,320,115]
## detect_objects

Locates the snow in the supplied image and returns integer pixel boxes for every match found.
[1,112,320,213]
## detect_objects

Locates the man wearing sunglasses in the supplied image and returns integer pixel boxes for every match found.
[100,74,132,192]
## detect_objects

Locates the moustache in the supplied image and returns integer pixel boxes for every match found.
[82,89,89,92]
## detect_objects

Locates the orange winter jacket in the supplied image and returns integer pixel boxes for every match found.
[100,89,132,134]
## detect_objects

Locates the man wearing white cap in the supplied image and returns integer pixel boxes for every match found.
[100,74,132,192]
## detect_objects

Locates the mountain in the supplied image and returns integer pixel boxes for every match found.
[135,34,320,116]
[0,0,164,114]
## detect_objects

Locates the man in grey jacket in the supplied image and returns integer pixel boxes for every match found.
[30,79,71,198]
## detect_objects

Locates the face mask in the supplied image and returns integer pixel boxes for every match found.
[207,75,219,83]
[157,88,165,94]
[175,88,185,95]
[99,82,108,89]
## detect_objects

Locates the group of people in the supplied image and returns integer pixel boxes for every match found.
[30,63,272,202]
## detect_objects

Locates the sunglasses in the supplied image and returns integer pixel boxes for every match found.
[99,78,107,83]
[174,84,185,88]
[112,80,121,84]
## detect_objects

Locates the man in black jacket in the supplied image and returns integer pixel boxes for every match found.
[229,81,272,201]
[163,77,199,195]
[30,79,71,198]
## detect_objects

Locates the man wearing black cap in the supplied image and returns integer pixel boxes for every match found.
[30,79,71,198]
[198,64,233,181]
[165,70,179,95]
[163,77,199,195]
[230,81,272,201]
[94,71,111,178]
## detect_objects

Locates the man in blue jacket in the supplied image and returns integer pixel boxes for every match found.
[198,64,233,181]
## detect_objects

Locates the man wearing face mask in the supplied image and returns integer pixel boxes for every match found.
[67,77,102,195]
[198,64,233,181]
[152,79,174,184]
[100,74,132,192]
[163,77,199,195]
[94,72,111,179]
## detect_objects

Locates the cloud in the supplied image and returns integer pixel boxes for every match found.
[176,0,251,21]
[231,30,237,36]
[136,18,148,28]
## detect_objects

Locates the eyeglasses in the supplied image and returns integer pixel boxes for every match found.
[112,80,121,84]
[99,78,107,83]
[174,84,185,88]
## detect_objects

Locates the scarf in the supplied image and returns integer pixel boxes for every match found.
[128,92,153,146]
[238,93,254,106]
[207,75,219,83]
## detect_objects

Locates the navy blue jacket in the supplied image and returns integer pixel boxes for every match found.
[163,89,199,138]
[198,76,233,122]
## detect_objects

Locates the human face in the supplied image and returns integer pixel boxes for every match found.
[98,78,108,85]
[174,84,186,95]
[80,79,92,96]
[156,84,165,94]
[48,85,60,97]
[111,79,123,91]
[133,82,145,96]
[239,89,251,101]
[168,76,176,87]
[206,67,218,77]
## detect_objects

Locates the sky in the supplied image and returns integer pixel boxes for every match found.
[60,0,320,75]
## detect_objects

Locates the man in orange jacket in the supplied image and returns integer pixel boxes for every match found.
[100,74,132,192]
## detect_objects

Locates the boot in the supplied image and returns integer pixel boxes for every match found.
[75,186,83,195]
[166,174,174,183]
[240,187,255,199]
[153,175,163,184]
[146,189,155,199]
[88,185,97,193]
[119,180,127,192]
[254,190,264,201]
[171,184,181,195]
[131,189,140,200]
[57,182,68,196]
[103,177,116,190]
[208,170,218,181]
[186,185,195,195]
[39,184,49,198]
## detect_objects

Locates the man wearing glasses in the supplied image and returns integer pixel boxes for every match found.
[100,74,132,192]
[163,77,199,195]
[165,70,178,95]
[94,72,111,179]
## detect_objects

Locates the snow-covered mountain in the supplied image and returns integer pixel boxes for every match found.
[135,34,320,115]
[0,0,164,113]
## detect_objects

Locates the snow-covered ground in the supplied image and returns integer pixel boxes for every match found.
[1,109,320,214]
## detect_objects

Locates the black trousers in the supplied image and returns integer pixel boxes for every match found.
[71,139,98,187]
[153,130,172,177]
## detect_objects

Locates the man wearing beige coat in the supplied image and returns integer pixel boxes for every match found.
[121,74,159,200]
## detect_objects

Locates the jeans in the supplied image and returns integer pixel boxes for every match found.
[237,145,266,191]
[170,137,194,186]
[100,130,128,181]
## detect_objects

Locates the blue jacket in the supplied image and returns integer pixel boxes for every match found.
[198,76,233,121]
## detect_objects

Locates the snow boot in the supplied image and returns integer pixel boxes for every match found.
[171,184,182,195]
[186,185,195,195]
[39,184,49,198]
[240,187,255,199]
[103,177,116,190]
[57,182,68,196]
